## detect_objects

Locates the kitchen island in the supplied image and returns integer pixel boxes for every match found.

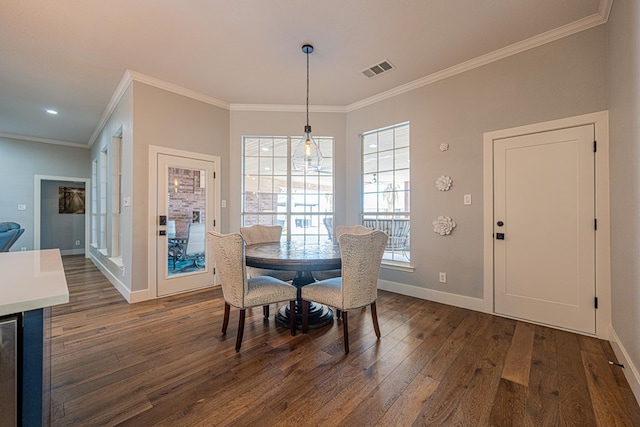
[0,249,69,426]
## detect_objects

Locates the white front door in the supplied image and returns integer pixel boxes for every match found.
[493,124,596,334]
[156,153,215,297]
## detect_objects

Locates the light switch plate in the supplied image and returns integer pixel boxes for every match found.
[463,194,472,205]
[17,204,26,211]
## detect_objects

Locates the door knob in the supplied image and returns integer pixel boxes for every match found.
[497,221,504,227]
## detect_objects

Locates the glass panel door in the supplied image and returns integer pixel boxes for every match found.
[157,154,214,296]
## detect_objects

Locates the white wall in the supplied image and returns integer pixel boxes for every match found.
[608,0,640,400]
[90,84,134,293]
[131,81,230,293]
[346,26,608,299]
[0,137,89,251]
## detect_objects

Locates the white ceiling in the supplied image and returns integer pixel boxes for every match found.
[0,0,608,146]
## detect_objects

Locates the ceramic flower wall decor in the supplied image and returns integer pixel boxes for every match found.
[432,216,456,235]
[435,175,452,191]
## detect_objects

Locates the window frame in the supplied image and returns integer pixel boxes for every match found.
[241,135,335,244]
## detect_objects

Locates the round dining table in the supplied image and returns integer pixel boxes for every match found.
[244,240,341,329]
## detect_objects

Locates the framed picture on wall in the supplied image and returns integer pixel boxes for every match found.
[59,187,85,214]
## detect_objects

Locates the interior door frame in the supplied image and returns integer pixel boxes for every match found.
[148,145,221,298]
[482,111,610,339]
[34,174,91,256]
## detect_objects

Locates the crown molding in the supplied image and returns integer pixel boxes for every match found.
[346,4,611,112]
[230,104,346,113]
[0,132,89,149]
[88,70,134,147]
[128,70,230,110]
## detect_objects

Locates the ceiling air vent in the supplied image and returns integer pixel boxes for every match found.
[361,60,395,78]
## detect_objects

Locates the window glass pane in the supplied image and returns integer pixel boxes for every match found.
[244,138,260,156]
[273,138,288,157]
[378,129,394,151]
[273,158,288,175]
[259,157,273,175]
[395,126,409,148]
[395,168,410,185]
[318,138,333,157]
[362,133,378,155]
[395,147,410,170]
[363,192,379,212]
[360,122,410,263]
[363,153,378,174]
[244,157,259,176]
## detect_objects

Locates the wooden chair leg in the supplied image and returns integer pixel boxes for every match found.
[336,309,342,320]
[222,302,230,334]
[343,311,349,354]
[235,309,246,352]
[263,305,269,319]
[371,301,381,339]
[302,300,309,333]
[289,300,296,336]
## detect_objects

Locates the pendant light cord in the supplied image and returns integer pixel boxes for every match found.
[306,50,310,128]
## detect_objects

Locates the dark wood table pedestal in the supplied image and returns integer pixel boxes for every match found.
[275,271,333,329]
[245,241,341,330]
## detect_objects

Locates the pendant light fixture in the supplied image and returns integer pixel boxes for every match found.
[292,44,323,173]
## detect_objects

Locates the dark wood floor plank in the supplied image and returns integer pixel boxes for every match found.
[600,341,640,425]
[525,345,559,425]
[556,329,598,426]
[448,315,516,426]
[48,256,640,426]
[501,321,535,386]
[489,378,526,426]
[582,350,637,426]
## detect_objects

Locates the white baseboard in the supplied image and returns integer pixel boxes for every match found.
[609,325,640,405]
[129,288,154,303]
[377,279,486,313]
[60,248,85,256]
[89,254,132,303]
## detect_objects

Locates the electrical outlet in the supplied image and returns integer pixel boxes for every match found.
[20,247,27,251]
[439,272,447,283]
[464,194,472,205]
[75,240,80,246]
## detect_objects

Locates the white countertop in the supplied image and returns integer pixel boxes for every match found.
[0,249,69,317]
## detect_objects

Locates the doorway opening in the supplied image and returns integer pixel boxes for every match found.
[34,175,91,256]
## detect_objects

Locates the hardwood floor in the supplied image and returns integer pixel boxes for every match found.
[51,255,640,426]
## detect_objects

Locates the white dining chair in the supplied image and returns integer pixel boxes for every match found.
[208,231,297,352]
[240,225,297,286]
[301,230,388,354]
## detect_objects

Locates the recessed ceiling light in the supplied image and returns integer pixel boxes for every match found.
[45,109,58,115]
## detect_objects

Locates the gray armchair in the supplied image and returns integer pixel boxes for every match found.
[0,222,25,252]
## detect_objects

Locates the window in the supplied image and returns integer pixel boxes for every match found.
[361,122,410,263]
[242,136,334,244]
[99,148,108,253]
[90,160,98,247]
[110,136,122,258]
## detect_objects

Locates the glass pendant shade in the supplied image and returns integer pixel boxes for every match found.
[292,125,323,172]
[292,44,323,173]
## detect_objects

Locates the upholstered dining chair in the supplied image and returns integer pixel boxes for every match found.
[208,231,297,352]
[312,225,373,281]
[180,222,206,270]
[301,230,388,354]
[240,224,297,283]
